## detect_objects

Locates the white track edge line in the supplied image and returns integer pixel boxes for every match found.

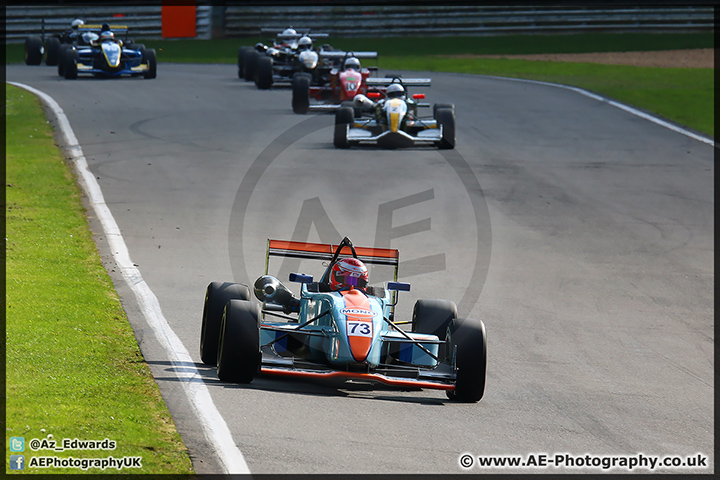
[8,82,250,475]
[493,75,715,146]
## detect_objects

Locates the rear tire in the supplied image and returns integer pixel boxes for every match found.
[255,55,273,89]
[243,50,259,81]
[217,299,261,384]
[200,282,251,365]
[435,107,456,149]
[45,37,61,65]
[292,73,310,114]
[142,48,157,79]
[333,106,353,148]
[446,317,487,402]
[63,49,78,79]
[412,299,457,339]
[24,36,43,65]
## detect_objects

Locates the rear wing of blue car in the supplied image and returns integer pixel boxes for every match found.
[78,24,129,33]
[265,239,399,281]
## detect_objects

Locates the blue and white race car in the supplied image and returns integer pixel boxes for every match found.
[58,23,156,80]
[200,237,487,402]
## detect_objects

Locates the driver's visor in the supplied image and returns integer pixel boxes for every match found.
[333,271,367,288]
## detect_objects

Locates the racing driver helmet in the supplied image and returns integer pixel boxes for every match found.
[71,19,84,30]
[100,30,115,42]
[298,36,313,51]
[344,57,361,71]
[330,258,369,290]
[386,83,405,99]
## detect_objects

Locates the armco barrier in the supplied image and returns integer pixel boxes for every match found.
[4,5,212,42]
[223,5,714,37]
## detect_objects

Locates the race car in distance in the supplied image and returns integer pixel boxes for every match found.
[291,52,379,114]
[238,27,333,89]
[24,18,86,66]
[58,23,156,79]
[333,77,456,149]
[199,237,487,402]
[24,18,145,67]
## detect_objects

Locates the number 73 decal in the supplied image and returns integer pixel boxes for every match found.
[347,321,372,337]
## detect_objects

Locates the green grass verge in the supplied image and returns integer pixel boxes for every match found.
[5,85,194,474]
[381,55,714,137]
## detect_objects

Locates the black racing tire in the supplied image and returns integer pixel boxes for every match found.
[292,73,310,114]
[45,37,61,66]
[57,44,72,76]
[63,49,78,79]
[200,281,251,366]
[237,46,251,78]
[24,36,43,65]
[333,106,354,148]
[446,317,487,403]
[435,107,456,150]
[433,103,454,118]
[255,55,274,89]
[217,299,261,384]
[411,299,457,339]
[243,50,259,81]
[132,43,146,52]
[142,48,157,79]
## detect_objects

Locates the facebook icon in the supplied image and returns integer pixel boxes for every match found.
[10,455,25,470]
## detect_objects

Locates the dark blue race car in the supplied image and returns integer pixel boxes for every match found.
[58,24,156,80]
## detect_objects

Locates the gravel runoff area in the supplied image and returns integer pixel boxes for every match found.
[460,49,713,68]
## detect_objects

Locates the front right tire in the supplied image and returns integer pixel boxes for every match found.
[292,73,310,114]
[142,48,157,79]
[63,48,79,79]
[238,46,251,79]
[333,106,354,148]
[435,107,456,149]
[255,55,274,89]
[44,37,61,66]
[243,50,259,81]
[446,317,487,402]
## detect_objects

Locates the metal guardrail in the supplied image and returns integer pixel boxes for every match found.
[4,5,713,43]
[3,5,213,42]
[223,5,715,37]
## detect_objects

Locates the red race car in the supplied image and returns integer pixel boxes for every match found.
[291,52,379,114]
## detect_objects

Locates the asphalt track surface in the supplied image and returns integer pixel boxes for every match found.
[7,63,714,475]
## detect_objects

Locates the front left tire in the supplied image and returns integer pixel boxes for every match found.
[217,299,261,384]
[200,282,251,366]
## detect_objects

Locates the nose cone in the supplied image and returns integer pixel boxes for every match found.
[341,289,375,362]
[102,42,121,67]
